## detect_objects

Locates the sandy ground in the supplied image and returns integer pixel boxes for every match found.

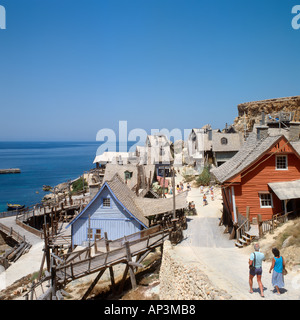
[0,216,44,291]
[174,171,300,300]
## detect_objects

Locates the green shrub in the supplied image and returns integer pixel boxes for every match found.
[195,166,211,186]
[72,178,88,193]
[182,174,195,183]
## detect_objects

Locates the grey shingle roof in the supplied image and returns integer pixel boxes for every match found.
[104,163,139,190]
[211,131,282,183]
[107,174,187,221]
[67,173,188,229]
[135,191,188,217]
[106,174,149,227]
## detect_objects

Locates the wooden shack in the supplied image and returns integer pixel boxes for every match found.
[66,173,187,247]
[212,122,300,223]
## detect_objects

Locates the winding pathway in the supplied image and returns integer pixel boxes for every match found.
[174,175,300,300]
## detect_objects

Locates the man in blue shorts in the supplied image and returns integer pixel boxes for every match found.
[249,243,265,297]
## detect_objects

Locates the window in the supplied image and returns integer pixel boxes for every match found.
[124,171,133,180]
[103,198,110,207]
[221,137,228,145]
[87,228,93,239]
[276,155,288,170]
[259,193,273,208]
[95,229,101,240]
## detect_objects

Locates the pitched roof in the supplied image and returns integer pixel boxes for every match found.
[67,173,187,228]
[189,128,243,153]
[211,131,283,183]
[147,134,170,147]
[136,191,188,217]
[103,163,139,190]
[66,173,148,228]
[204,132,243,152]
[106,174,149,226]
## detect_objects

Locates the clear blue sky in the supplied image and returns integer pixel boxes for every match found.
[0,0,300,141]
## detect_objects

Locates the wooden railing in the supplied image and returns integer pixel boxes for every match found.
[0,223,32,269]
[236,218,250,241]
[258,211,292,237]
[0,222,26,243]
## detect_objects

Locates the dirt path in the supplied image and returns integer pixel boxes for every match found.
[173,173,300,300]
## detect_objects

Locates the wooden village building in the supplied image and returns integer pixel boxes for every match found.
[211,119,300,227]
[144,134,173,177]
[187,125,244,171]
[66,174,187,247]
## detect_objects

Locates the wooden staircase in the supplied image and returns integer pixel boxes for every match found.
[235,230,257,248]
[234,216,258,248]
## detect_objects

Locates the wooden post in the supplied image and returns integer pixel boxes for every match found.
[257,214,263,238]
[162,165,166,198]
[104,232,116,292]
[43,223,50,272]
[81,269,106,300]
[172,167,176,219]
[284,200,288,222]
[125,241,137,290]
[50,257,57,300]
[118,264,129,295]
[88,214,91,249]
[246,206,250,231]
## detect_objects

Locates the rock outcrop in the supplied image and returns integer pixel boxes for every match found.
[233,95,300,133]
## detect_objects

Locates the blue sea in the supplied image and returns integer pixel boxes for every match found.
[0,141,135,212]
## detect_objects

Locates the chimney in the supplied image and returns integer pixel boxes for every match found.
[208,129,212,141]
[256,125,269,140]
[289,122,300,141]
[261,112,265,125]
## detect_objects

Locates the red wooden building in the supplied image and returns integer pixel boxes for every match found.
[212,121,300,225]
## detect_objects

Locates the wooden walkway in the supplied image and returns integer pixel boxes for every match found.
[25,225,171,300]
[0,222,32,269]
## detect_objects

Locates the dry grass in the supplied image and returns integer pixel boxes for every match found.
[273,217,300,248]
[247,217,300,270]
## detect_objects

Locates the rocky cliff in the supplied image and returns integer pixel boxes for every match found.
[233,95,300,133]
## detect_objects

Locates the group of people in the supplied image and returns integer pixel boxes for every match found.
[200,185,214,206]
[249,243,286,297]
[169,181,191,195]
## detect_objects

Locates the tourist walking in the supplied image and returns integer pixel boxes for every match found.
[210,186,214,201]
[269,247,285,295]
[249,243,265,297]
[203,193,207,206]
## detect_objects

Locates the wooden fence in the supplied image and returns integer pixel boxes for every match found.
[258,211,292,237]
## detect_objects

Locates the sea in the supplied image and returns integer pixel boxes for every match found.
[0,141,136,212]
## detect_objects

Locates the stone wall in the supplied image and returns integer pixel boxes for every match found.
[159,241,232,300]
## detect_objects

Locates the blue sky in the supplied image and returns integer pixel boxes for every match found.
[0,0,300,141]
